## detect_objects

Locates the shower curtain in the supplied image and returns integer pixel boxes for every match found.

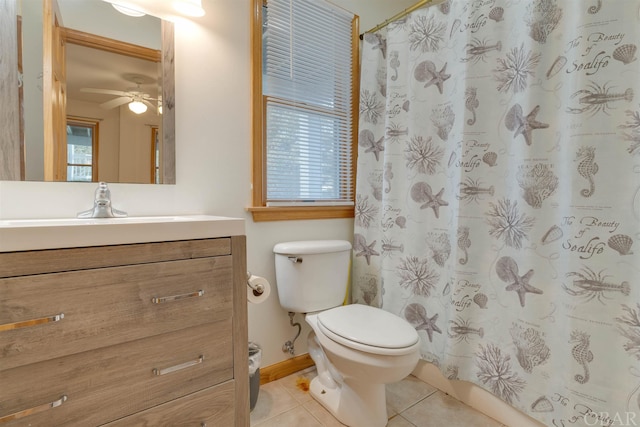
[353,0,640,425]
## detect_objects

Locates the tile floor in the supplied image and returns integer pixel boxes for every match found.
[250,367,508,427]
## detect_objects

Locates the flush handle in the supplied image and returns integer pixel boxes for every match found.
[287,256,303,263]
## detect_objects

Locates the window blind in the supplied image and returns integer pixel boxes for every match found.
[263,0,355,206]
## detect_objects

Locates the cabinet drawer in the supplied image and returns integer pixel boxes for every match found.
[0,238,231,278]
[101,381,236,427]
[0,322,233,426]
[0,256,232,370]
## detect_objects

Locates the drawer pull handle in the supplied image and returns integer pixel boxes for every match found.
[0,313,64,332]
[151,290,204,304]
[153,355,204,376]
[0,395,67,423]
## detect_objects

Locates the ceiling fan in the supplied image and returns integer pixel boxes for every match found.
[80,74,160,114]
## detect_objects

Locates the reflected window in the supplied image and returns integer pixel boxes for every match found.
[66,118,99,182]
[151,126,160,184]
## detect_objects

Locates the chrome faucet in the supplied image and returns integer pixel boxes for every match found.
[77,182,128,218]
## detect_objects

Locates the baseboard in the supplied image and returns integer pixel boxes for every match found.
[259,353,315,385]
[412,360,545,427]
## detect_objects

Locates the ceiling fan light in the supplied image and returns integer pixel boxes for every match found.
[129,100,147,114]
[173,0,205,17]
[111,3,146,17]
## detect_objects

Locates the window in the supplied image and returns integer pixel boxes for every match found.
[151,127,160,184]
[249,0,359,221]
[66,117,99,182]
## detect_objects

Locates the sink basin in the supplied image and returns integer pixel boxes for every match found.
[0,215,245,252]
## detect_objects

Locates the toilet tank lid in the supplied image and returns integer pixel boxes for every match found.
[273,240,352,255]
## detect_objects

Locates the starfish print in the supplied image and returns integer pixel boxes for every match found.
[424,62,450,94]
[419,312,442,342]
[496,256,543,307]
[365,136,385,161]
[422,186,449,218]
[405,303,442,342]
[505,104,549,146]
[353,234,379,265]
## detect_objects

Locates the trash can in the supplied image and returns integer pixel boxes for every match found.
[249,342,262,411]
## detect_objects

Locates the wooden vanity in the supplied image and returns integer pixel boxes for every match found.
[0,216,248,426]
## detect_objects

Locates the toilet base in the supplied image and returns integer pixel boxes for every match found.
[309,375,388,427]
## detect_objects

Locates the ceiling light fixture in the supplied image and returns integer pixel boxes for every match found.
[129,100,148,114]
[173,0,205,17]
[111,3,146,17]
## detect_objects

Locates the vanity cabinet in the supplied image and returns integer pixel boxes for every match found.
[0,236,248,426]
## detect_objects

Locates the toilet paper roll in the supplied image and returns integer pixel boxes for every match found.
[247,275,271,304]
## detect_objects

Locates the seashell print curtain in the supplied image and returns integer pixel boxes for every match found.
[353,0,640,424]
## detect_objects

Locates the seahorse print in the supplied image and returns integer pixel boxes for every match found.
[570,329,593,384]
[575,146,598,197]
[465,87,479,125]
[457,226,471,265]
[390,51,400,81]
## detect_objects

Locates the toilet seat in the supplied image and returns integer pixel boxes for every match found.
[316,304,419,356]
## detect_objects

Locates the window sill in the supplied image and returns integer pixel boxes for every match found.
[247,206,354,222]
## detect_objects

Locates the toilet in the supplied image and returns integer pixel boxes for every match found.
[273,240,421,427]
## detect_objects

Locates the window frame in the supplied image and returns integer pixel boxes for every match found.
[248,0,359,222]
[66,116,99,182]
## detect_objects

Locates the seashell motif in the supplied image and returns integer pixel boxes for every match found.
[517,163,559,209]
[608,234,634,255]
[439,0,451,15]
[531,396,554,413]
[360,277,378,305]
[427,232,451,267]
[546,55,567,79]
[541,225,563,245]
[431,105,455,141]
[489,7,504,22]
[395,216,407,229]
[613,44,638,65]
[482,151,498,167]
[473,292,488,309]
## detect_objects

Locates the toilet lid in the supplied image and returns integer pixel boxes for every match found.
[317,305,419,351]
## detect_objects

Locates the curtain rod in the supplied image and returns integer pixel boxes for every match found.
[359,0,441,40]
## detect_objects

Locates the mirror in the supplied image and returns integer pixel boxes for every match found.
[0,0,175,184]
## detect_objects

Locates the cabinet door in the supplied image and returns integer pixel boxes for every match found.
[0,256,232,370]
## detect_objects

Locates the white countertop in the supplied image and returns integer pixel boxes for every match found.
[0,215,245,252]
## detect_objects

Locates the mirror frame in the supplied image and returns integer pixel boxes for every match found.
[0,0,175,184]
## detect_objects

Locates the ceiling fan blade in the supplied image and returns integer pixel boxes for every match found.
[100,96,132,109]
[142,99,157,109]
[81,88,129,97]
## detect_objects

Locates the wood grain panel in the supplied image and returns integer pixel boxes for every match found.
[101,381,235,427]
[0,322,233,427]
[0,257,232,370]
[0,0,21,181]
[0,238,230,278]
[231,235,249,427]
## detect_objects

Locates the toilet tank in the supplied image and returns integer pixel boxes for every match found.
[273,240,352,313]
